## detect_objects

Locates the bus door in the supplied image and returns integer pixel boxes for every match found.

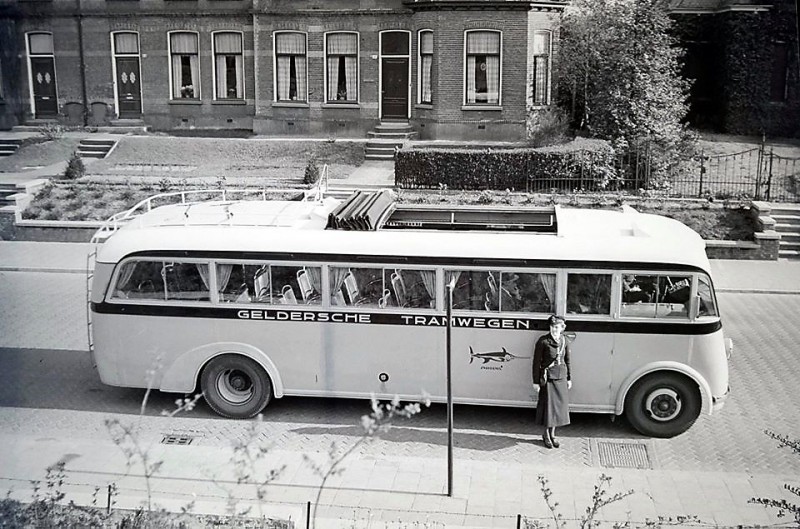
[564,272,616,409]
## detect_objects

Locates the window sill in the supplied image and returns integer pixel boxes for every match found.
[272,101,310,108]
[322,103,360,109]
[169,99,202,105]
[212,99,247,105]
[529,104,551,110]
[415,103,433,109]
[462,105,502,111]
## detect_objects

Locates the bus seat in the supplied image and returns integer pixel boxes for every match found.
[390,273,406,307]
[254,266,270,302]
[343,271,359,304]
[333,290,346,306]
[379,288,392,308]
[296,269,313,301]
[280,285,297,305]
[487,273,498,296]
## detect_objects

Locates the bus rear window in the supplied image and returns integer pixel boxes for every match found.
[112,260,210,302]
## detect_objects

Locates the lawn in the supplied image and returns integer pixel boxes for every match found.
[0,137,81,173]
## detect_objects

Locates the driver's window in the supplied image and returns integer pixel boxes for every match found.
[697,275,718,317]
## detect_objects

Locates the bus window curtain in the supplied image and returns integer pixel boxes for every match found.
[216,264,233,293]
[116,262,137,291]
[419,270,436,299]
[329,267,349,301]
[539,274,555,307]
[306,267,322,295]
[195,264,211,291]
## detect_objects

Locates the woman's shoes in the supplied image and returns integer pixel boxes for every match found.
[543,433,553,449]
[551,436,560,448]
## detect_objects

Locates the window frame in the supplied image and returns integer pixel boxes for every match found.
[564,269,616,319]
[617,271,694,321]
[273,30,309,103]
[769,40,789,103]
[323,31,360,104]
[167,30,201,101]
[531,30,552,107]
[211,30,245,101]
[463,29,502,107]
[108,257,214,305]
[445,266,558,315]
[417,29,433,105]
[110,31,143,116]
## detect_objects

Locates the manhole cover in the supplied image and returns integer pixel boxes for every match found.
[161,434,194,446]
[598,442,651,469]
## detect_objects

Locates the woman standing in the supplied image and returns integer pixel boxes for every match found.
[533,315,572,448]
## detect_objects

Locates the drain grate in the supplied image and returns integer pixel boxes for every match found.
[598,442,651,469]
[161,434,194,446]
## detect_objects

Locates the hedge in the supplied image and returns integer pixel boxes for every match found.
[395,139,622,192]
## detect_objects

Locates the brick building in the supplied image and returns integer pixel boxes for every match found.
[0,0,562,141]
[0,0,796,139]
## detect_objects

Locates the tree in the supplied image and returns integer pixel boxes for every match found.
[557,0,697,185]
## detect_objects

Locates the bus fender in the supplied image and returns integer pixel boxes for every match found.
[614,362,711,416]
[159,342,285,398]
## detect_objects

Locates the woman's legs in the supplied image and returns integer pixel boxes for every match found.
[549,427,560,448]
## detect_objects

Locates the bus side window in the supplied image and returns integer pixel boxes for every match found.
[112,260,165,300]
[164,262,210,302]
[502,272,556,313]
[697,275,718,317]
[567,273,612,315]
[656,275,691,318]
[385,269,436,309]
[272,265,322,306]
[447,270,494,312]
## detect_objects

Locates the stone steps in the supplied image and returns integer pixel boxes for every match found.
[0,139,22,157]
[0,183,19,207]
[365,122,417,161]
[78,139,117,159]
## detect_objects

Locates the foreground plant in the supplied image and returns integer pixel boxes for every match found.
[750,431,800,527]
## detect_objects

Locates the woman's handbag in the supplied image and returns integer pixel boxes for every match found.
[546,363,566,381]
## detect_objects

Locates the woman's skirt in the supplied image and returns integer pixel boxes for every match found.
[534,378,570,427]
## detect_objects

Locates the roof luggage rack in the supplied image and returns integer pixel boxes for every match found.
[383,204,557,233]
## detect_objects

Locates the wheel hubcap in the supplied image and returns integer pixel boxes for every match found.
[645,388,682,422]
[216,369,253,404]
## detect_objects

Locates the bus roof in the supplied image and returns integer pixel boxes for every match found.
[95,195,711,272]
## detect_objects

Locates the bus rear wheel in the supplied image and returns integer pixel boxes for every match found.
[625,372,701,438]
[201,354,272,419]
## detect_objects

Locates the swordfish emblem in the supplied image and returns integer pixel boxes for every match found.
[469,346,530,364]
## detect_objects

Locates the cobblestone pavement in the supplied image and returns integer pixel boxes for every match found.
[1,266,799,478]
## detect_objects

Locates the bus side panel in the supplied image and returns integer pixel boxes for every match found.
[612,331,692,401]
[319,323,446,399]
[564,329,615,409]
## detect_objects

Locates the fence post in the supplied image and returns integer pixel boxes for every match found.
[698,151,706,198]
[766,147,774,201]
[306,500,312,529]
[516,514,522,529]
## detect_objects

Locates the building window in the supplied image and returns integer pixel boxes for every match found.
[0,58,4,100]
[418,30,433,104]
[465,30,501,105]
[532,31,550,106]
[113,32,139,55]
[325,32,358,103]
[213,32,243,100]
[169,32,200,99]
[274,32,307,102]
[770,41,789,102]
[28,32,54,55]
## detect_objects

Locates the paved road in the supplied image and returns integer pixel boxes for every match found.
[1,269,799,478]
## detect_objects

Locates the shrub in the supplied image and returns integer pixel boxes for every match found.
[37,122,65,141]
[527,106,570,148]
[63,152,85,180]
[303,157,321,185]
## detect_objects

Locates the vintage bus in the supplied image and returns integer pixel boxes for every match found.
[88,190,730,438]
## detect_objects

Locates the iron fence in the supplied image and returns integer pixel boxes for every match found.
[524,141,800,203]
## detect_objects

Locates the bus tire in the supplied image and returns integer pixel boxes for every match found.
[624,372,701,438]
[201,354,272,419]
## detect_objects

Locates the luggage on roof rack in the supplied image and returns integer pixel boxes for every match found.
[325,190,395,231]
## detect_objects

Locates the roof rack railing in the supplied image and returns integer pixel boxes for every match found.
[91,166,331,245]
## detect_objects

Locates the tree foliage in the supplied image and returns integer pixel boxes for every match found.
[557,0,698,184]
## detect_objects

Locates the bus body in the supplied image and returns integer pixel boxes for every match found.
[89,192,730,437]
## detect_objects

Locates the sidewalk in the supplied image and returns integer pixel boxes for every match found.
[0,406,793,528]
[2,240,799,294]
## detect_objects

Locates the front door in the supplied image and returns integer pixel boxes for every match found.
[381,57,408,120]
[30,57,58,118]
[116,57,142,117]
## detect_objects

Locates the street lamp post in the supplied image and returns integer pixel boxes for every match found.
[445,279,454,497]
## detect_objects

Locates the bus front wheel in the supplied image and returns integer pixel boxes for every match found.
[201,354,272,419]
[625,372,701,438]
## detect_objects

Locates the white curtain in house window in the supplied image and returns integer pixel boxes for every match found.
[114,33,139,54]
[467,31,499,55]
[466,31,500,104]
[276,33,307,101]
[171,33,199,99]
[29,33,54,55]
[466,56,476,102]
[419,31,433,103]
[485,55,499,103]
[326,33,357,101]
[532,32,550,105]
[214,33,243,99]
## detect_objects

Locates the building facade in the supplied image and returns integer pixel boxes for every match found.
[0,0,796,139]
[0,0,562,140]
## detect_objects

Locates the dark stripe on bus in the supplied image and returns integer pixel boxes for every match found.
[91,302,722,335]
[122,251,707,274]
